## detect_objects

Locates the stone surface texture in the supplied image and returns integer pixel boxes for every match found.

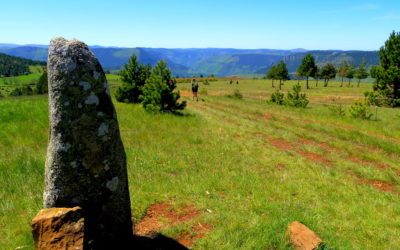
[31,207,84,249]
[44,37,132,246]
[287,221,322,250]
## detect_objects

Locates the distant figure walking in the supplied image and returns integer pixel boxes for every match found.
[229,79,233,84]
[236,80,239,84]
[191,78,199,101]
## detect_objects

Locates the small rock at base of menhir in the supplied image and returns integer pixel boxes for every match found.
[287,221,322,250]
[31,207,84,250]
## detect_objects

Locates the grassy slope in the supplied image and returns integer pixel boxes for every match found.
[0,78,399,249]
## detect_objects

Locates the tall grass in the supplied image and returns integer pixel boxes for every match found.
[0,78,399,249]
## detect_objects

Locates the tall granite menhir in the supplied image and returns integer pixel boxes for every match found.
[44,37,132,246]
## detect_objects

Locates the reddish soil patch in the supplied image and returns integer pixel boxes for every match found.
[180,91,192,97]
[350,172,397,195]
[299,138,335,152]
[270,138,295,150]
[277,163,286,169]
[299,150,332,166]
[176,223,212,247]
[232,133,242,138]
[224,118,241,126]
[347,156,374,166]
[133,202,201,237]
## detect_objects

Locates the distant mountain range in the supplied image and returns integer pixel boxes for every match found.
[0,43,379,77]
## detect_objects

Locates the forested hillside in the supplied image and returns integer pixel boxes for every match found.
[0,53,45,77]
[0,44,379,77]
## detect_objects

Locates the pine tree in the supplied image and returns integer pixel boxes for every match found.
[115,54,151,103]
[266,65,277,88]
[337,61,349,87]
[346,64,355,87]
[274,61,289,90]
[354,58,369,87]
[320,63,337,87]
[297,54,317,89]
[369,31,400,106]
[140,60,186,113]
[36,71,48,94]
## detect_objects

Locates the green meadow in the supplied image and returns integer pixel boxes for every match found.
[1,77,399,249]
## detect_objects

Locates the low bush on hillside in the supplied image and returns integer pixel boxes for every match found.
[226,89,243,99]
[35,72,48,94]
[270,90,284,105]
[9,85,34,96]
[140,60,186,113]
[349,102,373,119]
[269,85,309,108]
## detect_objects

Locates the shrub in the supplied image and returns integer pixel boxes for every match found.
[36,72,48,94]
[270,90,284,105]
[203,79,210,85]
[10,85,33,96]
[115,54,151,103]
[284,85,309,108]
[349,102,373,119]
[140,60,186,113]
[328,104,346,116]
[328,98,346,116]
[226,89,243,99]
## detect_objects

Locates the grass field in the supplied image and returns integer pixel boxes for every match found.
[0,77,399,249]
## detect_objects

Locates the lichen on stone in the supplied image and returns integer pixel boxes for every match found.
[85,92,99,105]
[106,177,119,192]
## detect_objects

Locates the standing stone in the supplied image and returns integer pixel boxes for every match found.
[44,37,132,247]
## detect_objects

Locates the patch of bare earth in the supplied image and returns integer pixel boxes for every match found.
[299,151,333,166]
[270,138,295,150]
[347,156,374,166]
[176,223,213,247]
[299,138,335,152]
[133,202,210,247]
[277,163,286,169]
[350,172,397,195]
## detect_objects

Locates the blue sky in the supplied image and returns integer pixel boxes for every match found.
[1,0,399,50]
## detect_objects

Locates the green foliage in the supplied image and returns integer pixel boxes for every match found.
[35,72,48,94]
[270,90,284,105]
[320,63,337,87]
[203,79,210,85]
[337,61,350,87]
[328,99,346,116]
[0,53,45,77]
[349,102,373,119]
[9,85,34,96]
[140,60,186,113]
[354,58,369,87]
[115,54,151,103]
[345,64,355,86]
[266,61,289,89]
[369,31,400,106]
[284,85,309,107]
[297,54,317,89]
[226,89,243,99]
[269,85,309,108]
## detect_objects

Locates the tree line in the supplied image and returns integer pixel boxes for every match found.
[0,53,46,77]
[266,55,369,89]
[265,30,400,107]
